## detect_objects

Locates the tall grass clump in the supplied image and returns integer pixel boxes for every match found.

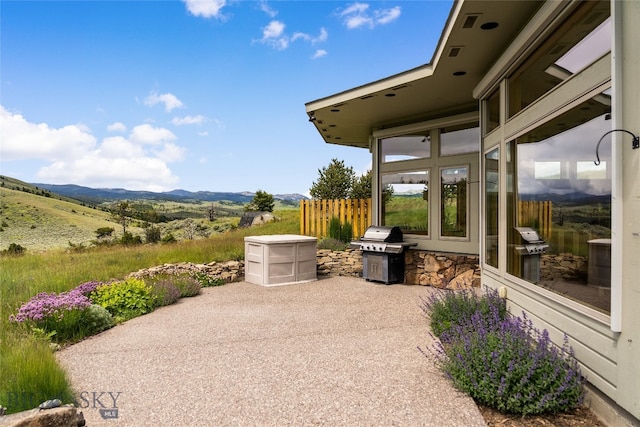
[420,288,585,416]
[0,336,75,414]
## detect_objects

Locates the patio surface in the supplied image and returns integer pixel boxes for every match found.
[57,276,487,426]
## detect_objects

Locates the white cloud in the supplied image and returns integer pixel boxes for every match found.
[99,136,145,158]
[182,0,227,19]
[292,27,328,45]
[107,122,127,133]
[198,131,209,136]
[0,106,96,161]
[144,91,184,112]
[375,6,401,25]
[37,156,179,192]
[312,49,328,59]
[258,0,277,18]
[172,115,206,126]
[339,3,401,29]
[0,106,185,191]
[258,20,288,50]
[154,142,186,163]
[129,124,177,145]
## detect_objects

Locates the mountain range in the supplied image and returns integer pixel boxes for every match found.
[32,183,308,205]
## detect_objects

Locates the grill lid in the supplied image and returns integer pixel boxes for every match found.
[361,226,403,243]
[515,227,544,244]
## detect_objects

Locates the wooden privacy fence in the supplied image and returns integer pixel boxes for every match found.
[300,198,372,239]
[518,200,552,240]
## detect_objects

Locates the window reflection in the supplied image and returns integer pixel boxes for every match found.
[440,126,480,156]
[441,166,468,238]
[485,149,499,268]
[508,1,610,117]
[381,135,430,162]
[507,92,611,314]
[381,171,429,234]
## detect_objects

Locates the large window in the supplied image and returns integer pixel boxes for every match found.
[381,171,429,234]
[506,92,611,313]
[441,166,468,238]
[507,1,610,118]
[380,134,430,162]
[484,148,499,268]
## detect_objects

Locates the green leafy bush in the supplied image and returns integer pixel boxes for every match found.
[89,279,154,322]
[80,304,114,334]
[420,289,585,416]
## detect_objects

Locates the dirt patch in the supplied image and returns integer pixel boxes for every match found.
[479,405,605,426]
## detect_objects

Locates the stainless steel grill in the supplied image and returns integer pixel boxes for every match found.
[514,227,549,283]
[351,226,416,284]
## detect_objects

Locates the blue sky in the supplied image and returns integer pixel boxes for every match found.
[1,0,452,195]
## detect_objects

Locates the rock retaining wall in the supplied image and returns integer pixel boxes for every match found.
[127,261,244,284]
[124,249,480,290]
[540,253,587,282]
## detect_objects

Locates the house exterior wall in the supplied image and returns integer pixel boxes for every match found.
[478,1,640,421]
[614,0,640,418]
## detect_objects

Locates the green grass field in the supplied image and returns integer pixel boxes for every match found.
[0,208,299,414]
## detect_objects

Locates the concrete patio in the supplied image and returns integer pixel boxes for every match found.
[57,276,486,426]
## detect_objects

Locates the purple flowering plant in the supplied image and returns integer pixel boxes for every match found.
[9,289,92,342]
[419,288,585,416]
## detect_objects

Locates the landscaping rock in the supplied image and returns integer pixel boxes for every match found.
[0,405,82,427]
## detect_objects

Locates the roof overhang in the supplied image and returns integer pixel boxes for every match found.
[305,0,543,149]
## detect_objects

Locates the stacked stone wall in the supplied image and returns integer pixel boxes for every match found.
[404,250,480,289]
[316,249,363,277]
[540,253,587,282]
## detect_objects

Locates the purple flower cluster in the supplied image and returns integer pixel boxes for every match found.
[73,280,104,296]
[9,290,91,323]
[420,289,585,416]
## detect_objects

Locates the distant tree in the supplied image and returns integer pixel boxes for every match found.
[207,204,216,221]
[145,225,161,244]
[350,170,372,199]
[310,158,355,199]
[111,201,132,234]
[245,190,275,212]
[183,218,197,240]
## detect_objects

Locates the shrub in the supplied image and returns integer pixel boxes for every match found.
[420,290,585,416]
[193,272,225,288]
[419,288,507,338]
[80,304,114,335]
[120,231,142,245]
[162,233,177,244]
[172,275,202,296]
[3,243,26,256]
[328,217,353,243]
[328,217,342,241]
[149,280,181,307]
[89,279,154,322]
[317,237,349,251]
[9,290,92,342]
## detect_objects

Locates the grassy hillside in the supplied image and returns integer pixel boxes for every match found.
[0,187,136,251]
[0,208,300,414]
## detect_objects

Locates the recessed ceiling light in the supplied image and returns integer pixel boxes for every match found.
[385,93,396,97]
[329,124,336,127]
[480,22,499,30]
[331,109,340,112]
[335,137,342,140]
[453,71,467,76]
